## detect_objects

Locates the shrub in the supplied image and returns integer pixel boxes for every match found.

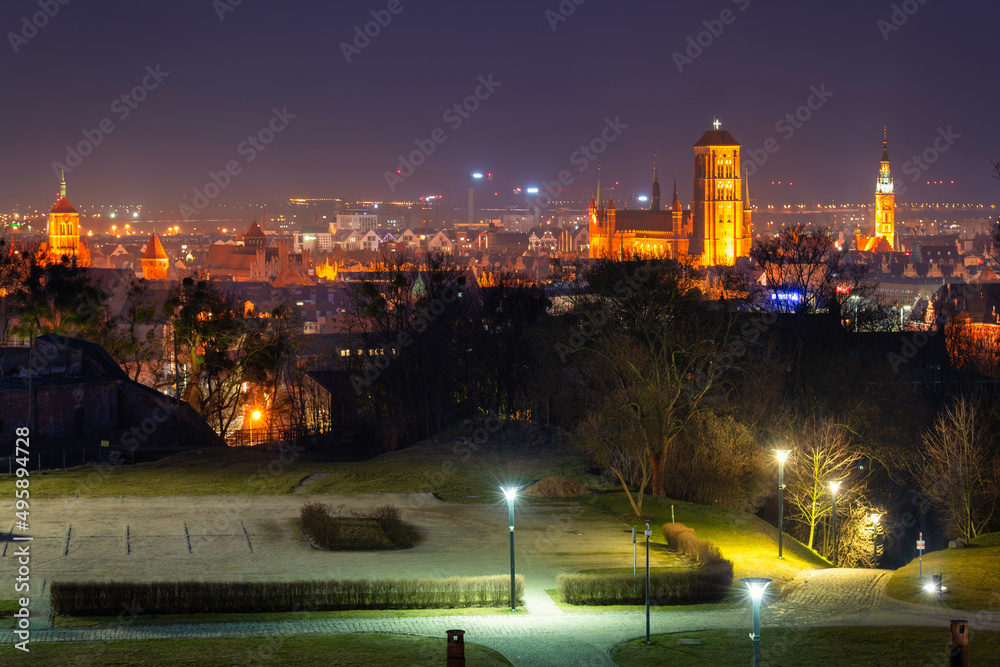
[558,522,734,606]
[662,522,726,565]
[299,503,417,551]
[51,575,525,617]
[557,563,732,606]
[659,412,770,513]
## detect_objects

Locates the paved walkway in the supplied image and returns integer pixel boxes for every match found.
[4,569,998,665]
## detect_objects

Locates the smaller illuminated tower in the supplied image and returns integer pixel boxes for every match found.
[875,127,895,250]
[141,232,170,280]
[47,171,87,265]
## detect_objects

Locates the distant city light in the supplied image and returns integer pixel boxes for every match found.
[638,196,649,202]
[526,187,539,194]
[472,172,484,179]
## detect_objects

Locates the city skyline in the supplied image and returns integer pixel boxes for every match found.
[1,0,997,211]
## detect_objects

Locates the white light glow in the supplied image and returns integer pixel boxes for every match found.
[741,577,772,601]
[501,486,517,502]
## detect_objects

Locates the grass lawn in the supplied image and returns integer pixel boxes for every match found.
[16,634,512,666]
[0,448,331,498]
[886,532,1000,610]
[304,436,607,502]
[3,426,608,501]
[581,493,829,587]
[0,599,18,629]
[612,626,1000,666]
[54,606,527,628]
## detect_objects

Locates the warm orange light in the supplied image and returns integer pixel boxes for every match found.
[252,411,262,421]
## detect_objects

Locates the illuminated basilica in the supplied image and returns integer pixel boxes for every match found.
[589,121,752,267]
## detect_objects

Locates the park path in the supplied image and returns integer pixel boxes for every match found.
[4,569,998,666]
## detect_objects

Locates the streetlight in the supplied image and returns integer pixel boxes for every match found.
[775,449,790,558]
[500,486,517,611]
[741,577,772,667]
[829,481,842,567]
[644,520,652,645]
[870,513,882,564]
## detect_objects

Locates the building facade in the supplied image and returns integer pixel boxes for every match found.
[588,122,750,266]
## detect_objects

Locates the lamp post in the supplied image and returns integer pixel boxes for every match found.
[829,481,842,567]
[870,513,882,564]
[251,410,262,446]
[741,577,772,667]
[501,486,517,611]
[775,449,790,558]
[644,520,651,645]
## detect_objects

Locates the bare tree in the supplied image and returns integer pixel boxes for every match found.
[785,419,866,550]
[573,254,727,499]
[749,225,873,318]
[660,411,770,513]
[834,499,886,569]
[577,405,651,517]
[910,397,999,540]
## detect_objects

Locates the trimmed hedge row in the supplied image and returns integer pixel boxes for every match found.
[300,503,418,551]
[51,575,525,616]
[662,522,726,565]
[557,522,733,606]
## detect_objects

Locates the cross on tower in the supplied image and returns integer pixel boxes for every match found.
[713,118,721,130]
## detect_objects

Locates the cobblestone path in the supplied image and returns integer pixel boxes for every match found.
[4,569,998,665]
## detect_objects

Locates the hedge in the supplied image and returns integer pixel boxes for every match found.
[51,575,525,616]
[557,522,733,606]
[300,503,418,551]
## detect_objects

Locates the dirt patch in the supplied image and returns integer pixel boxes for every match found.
[524,477,590,498]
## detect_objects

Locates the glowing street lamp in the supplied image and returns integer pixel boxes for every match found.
[829,481,842,566]
[870,513,882,564]
[741,577,772,667]
[775,449,790,558]
[501,486,518,611]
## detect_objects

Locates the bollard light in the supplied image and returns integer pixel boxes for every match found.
[741,577,772,667]
[500,486,518,611]
[829,480,842,566]
[775,449,790,558]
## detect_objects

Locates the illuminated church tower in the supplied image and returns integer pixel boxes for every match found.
[47,172,88,266]
[874,127,895,250]
[692,120,751,266]
[141,232,170,280]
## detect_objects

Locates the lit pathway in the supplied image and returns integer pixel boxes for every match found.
[3,569,999,665]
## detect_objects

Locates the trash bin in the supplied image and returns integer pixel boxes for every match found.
[446,629,466,667]
[950,619,968,667]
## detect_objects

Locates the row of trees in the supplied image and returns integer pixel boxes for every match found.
[0,246,308,440]
[563,226,999,564]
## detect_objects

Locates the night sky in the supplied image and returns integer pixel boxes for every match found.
[1,0,997,211]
